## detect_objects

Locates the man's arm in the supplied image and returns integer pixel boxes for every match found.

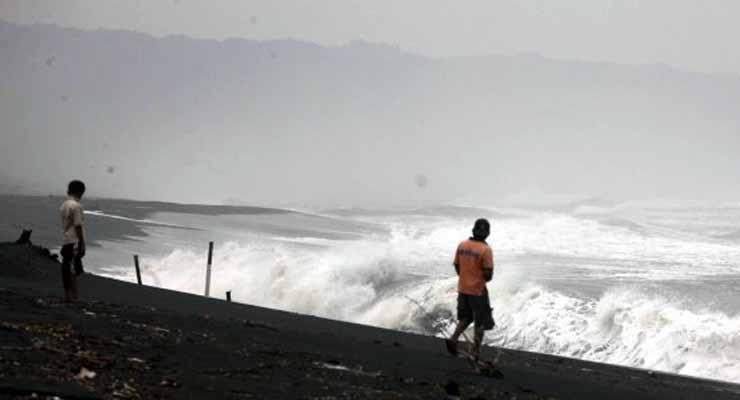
[75,225,86,256]
[73,206,86,257]
[453,245,460,275]
[483,247,494,282]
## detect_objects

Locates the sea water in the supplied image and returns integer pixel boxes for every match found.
[82,200,740,383]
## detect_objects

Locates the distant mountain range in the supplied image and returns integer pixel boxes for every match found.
[2,20,739,205]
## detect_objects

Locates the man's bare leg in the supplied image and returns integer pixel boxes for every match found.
[451,319,471,341]
[472,327,484,358]
[446,319,471,355]
[61,261,74,302]
[69,275,78,301]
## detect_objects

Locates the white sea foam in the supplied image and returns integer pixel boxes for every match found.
[103,208,740,383]
[487,283,740,383]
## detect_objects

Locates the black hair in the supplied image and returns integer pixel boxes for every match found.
[67,180,86,196]
[472,218,490,240]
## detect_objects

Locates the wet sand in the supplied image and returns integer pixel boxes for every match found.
[2,242,740,399]
[0,195,290,250]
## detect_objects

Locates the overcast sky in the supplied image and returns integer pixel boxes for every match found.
[1,0,739,77]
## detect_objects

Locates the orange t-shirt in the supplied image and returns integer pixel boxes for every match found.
[454,239,494,295]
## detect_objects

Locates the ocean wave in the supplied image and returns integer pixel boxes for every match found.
[103,232,740,383]
[108,228,457,321]
[715,229,740,241]
[86,210,197,229]
[324,205,506,220]
[485,283,740,383]
[97,206,740,384]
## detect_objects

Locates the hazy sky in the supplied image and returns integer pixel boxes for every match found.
[1,0,739,77]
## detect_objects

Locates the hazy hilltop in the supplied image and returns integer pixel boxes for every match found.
[1,20,739,206]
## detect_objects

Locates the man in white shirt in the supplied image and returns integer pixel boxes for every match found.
[59,180,86,302]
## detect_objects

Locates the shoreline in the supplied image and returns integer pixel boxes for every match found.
[0,194,295,249]
[2,242,740,399]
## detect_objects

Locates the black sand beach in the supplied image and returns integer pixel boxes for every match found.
[2,242,740,399]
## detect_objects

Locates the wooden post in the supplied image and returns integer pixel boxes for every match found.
[226,291,232,302]
[204,241,214,297]
[134,255,142,285]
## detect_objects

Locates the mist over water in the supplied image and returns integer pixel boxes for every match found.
[2,21,740,205]
[82,199,740,384]
[3,11,740,387]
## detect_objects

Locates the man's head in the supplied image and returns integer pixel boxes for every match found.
[67,180,86,199]
[472,218,490,240]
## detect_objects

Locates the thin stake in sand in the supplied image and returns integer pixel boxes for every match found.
[204,241,214,297]
[133,255,142,285]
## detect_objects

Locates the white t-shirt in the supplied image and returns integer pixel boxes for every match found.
[60,197,84,245]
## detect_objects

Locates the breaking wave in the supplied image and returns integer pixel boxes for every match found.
[102,206,740,383]
[487,282,740,383]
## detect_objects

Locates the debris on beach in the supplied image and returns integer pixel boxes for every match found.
[111,380,139,398]
[313,361,382,378]
[159,378,179,388]
[242,319,279,332]
[75,367,97,380]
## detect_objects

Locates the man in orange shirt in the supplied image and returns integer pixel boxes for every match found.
[446,218,494,358]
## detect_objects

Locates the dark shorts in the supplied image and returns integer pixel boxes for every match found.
[457,289,495,331]
[61,244,84,286]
